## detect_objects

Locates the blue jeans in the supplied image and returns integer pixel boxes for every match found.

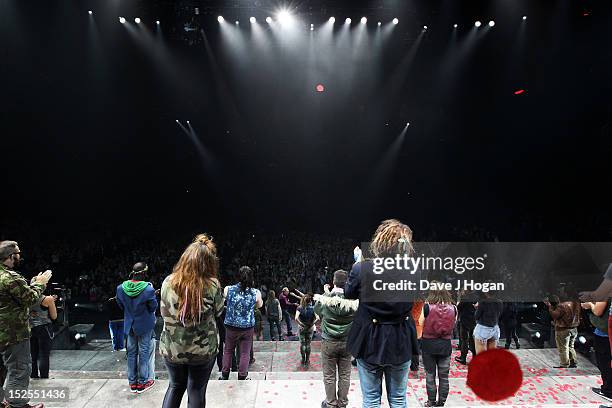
[109,320,125,350]
[282,310,293,333]
[356,358,411,408]
[127,329,153,385]
[148,338,156,381]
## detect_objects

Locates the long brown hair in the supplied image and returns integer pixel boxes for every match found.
[426,285,454,305]
[170,233,218,326]
[370,219,414,257]
[300,293,313,309]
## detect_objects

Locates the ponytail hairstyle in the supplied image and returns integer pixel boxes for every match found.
[238,266,254,293]
[170,234,218,326]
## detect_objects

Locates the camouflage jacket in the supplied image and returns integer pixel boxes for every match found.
[0,265,46,348]
[159,275,224,364]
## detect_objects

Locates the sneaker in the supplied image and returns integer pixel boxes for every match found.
[250,358,256,365]
[271,337,276,341]
[138,380,155,394]
[553,366,569,369]
[424,401,437,407]
[351,359,357,367]
[129,384,138,393]
[437,400,446,406]
[592,387,612,401]
[287,332,294,337]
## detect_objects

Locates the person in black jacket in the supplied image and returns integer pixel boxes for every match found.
[455,292,476,365]
[344,219,419,408]
[500,301,520,349]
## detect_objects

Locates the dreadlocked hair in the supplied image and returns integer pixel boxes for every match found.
[170,233,218,326]
[370,219,414,258]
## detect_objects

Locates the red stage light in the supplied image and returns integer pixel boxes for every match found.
[315,84,325,93]
[514,89,525,95]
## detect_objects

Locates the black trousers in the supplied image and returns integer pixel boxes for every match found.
[458,322,475,360]
[162,359,215,408]
[594,334,612,397]
[501,319,519,347]
[30,324,54,378]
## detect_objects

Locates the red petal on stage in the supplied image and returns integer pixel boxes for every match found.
[514,89,525,95]
[466,348,523,402]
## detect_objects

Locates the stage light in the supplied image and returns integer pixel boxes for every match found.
[135,17,141,24]
[488,20,495,27]
[522,16,527,20]
[535,331,541,338]
[345,18,351,24]
[361,17,367,24]
[266,17,272,24]
[578,336,587,344]
[175,119,179,123]
[235,21,239,25]
[406,122,410,127]
[329,17,335,23]
[187,120,190,124]
[119,17,126,24]
[310,24,314,31]
[377,21,381,26]
[315,84,325,92]
[392,18,399,25]
[475,21,482,27]
[88,10,93,15]
[250,17,256,23]
[156,20,160,25]
[278,10,292,25]
[453,24,458,28]
[423,25,428,30]
[217,16,224,23]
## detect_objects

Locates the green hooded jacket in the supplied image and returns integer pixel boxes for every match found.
[314,290,358,341]
[121,280,149,297]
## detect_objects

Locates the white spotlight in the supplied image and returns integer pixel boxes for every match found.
[135,17,141,24]
[217,16,224,23]
[488,20,495,27]
[329,17,335,23]
[175,119,179,123]
[377,21,381,26]
[250,17,256,23]
[119,17,126,24]
[578,336,587,344]
[235,20,239,25]
[187,120,190,124]
[453,23,458,28]
[423,25,428,30]
[522,15,527,20]
[361,17,367,24]
[392,18,399,25]
[475,21,482,27]
[278,10,291,25]
[345,18,351,24]
[266,16,272,24]
[88,10,93,15]
[310,26,314,31]
[156,20,160,25]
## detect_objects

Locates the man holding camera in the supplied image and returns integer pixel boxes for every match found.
[0,240,51,408]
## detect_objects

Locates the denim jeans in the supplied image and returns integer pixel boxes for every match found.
[282,310,293,333]
[109,320,125,350]
[127,328,153,385]
[356,358,411,408]
[473,324,500,343]
[268,318,282,339]
[422,354,451,403]
[162,359,215,408]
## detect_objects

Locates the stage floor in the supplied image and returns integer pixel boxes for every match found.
[33,341,611,408]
